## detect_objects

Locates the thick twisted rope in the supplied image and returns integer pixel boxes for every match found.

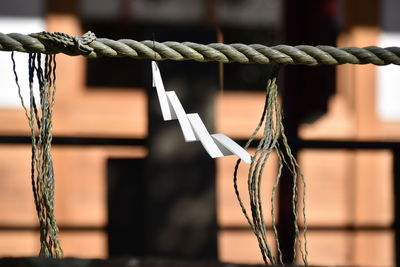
[1,31,400,65]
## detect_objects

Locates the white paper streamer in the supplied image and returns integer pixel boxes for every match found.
[151,61,251,163]
[152,62,172,121]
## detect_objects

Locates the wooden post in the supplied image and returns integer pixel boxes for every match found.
[145,27,219,260]
[281,0,338,263]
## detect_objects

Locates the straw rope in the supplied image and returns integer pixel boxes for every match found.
[1,31,400,65]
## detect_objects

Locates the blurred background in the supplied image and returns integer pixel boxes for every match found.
[0,0,399,266]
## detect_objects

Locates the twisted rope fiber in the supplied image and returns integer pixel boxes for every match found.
[233,69,308,265]
[1,31,400,65]
[11,52,63,258]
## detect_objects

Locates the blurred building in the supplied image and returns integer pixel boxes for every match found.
[0,0,398,266]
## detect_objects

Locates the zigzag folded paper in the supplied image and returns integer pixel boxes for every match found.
[151,61,251,163]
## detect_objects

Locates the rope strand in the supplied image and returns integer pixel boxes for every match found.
[11,52,63,258]
[234,67,308,265]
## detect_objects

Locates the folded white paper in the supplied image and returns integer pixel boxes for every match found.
[166,91,197,142]
[152,61,172,121]
[212,133,251,163]
[151,61,252,163]
[187,113,224,158]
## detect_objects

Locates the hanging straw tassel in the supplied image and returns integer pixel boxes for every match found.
[233,66,308,265]
[11,52,63,258]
